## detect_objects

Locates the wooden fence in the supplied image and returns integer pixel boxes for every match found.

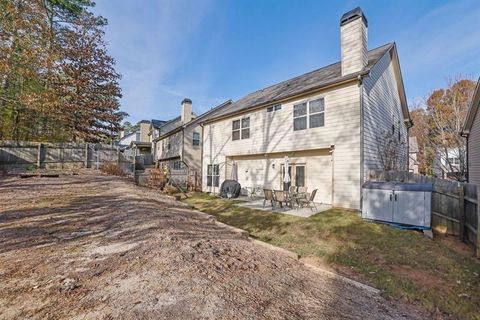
[0,140,134,175]
[367,170,479,257]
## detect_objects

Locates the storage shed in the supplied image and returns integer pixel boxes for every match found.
[362,182,432,227]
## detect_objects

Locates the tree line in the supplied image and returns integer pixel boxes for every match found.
[0,0,126,143]
[410,77,476,181]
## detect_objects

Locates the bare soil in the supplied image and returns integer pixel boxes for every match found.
[0,171,431,319]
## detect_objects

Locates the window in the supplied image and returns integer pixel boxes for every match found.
[309,98,325,128]
[293,98,325,130]
[207,164,219,187]
[293,102,307,131]
[295,165,306,187]
[173,161,183,170]
[193,132,200,146]
[167,139,171,150]
[267,104,282,113]
[232,117,250,140]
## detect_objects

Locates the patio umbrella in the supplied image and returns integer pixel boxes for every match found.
[230,162,238,181]
[283,156,290,190]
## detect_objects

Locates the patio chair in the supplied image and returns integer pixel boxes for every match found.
[288,185,297,194]
[298,189,318,211]
[273,190,291,209]
[263,189,274,208]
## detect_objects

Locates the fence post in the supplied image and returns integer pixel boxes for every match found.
[459,184,465,241]
[37,143,42,168]
[84,143,88,168]
[477,186,480,258]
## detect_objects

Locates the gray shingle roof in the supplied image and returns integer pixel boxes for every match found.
[151,119,167,129]
[206,43,393,121]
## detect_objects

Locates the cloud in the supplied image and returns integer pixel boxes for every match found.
[93,0,219,122]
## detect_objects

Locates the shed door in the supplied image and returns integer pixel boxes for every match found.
[362,189,393,222]
[393,191,426,226]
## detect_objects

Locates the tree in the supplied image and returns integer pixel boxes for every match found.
[0,0,125,142]
[426,77,475,181]
[376,127,406,171]
[59,12,123,142]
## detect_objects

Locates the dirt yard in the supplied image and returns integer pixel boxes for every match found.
[0,171,430,319]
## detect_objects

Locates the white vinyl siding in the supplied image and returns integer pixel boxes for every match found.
[362,51,408,180]
[468,106,480,185]
[203,84,361,209]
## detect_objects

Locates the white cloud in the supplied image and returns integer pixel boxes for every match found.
[94,0,219,122]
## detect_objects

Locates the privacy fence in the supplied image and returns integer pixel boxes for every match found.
[0,140,134,174]
[368,170,479,257]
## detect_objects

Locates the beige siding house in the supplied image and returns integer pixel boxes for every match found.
[462,77,480,186]
[200,7,410,210]
[154,99,232,186]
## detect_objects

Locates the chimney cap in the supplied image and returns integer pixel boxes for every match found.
[181,98,192,105]
[340,7,368,27]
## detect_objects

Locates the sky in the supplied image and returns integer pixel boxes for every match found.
[92,0,480,123]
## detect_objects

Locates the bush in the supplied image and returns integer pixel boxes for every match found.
[164,185,178,195]
[100,162,124,176]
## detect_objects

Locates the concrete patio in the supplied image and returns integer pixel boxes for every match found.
[235,197,332,218]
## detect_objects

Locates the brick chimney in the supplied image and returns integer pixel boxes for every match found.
[340,7,368,77]
[181,98,192,124]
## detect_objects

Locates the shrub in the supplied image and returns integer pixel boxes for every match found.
[164,185,178,195]
[100,162,124,176]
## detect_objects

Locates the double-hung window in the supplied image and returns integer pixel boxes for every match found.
[193,132,200,146]
[293,102,307,130]
[293,98,325,131]
[207,164,219,187]
[232,117,250,140]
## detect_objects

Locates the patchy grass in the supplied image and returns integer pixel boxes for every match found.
[184,193,480,320]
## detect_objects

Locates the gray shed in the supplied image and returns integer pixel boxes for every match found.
[362,182,432,227]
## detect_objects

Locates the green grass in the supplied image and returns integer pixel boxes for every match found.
[184,193,480,320]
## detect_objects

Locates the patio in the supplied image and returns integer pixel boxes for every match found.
[235,196,331,218]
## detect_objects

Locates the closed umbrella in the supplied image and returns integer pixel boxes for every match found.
[230,162,238,181]
[283,156,290,190]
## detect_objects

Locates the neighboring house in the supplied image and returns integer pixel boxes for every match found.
[432,148,464,180]
[409,136,419,174]
[200,7,411,210]
[148,119,167,159]
[118,120,153,157]
[149,119,167,143]
[153,99,233,186]
[461,77,480,185]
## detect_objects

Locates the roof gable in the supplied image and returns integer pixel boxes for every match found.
[462,77,480,134]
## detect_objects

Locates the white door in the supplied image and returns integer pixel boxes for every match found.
[393,191,426,226]
[362,189,394,222]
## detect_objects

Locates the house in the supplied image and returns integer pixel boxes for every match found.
[149,119,167,143]
[118,120,153,157]
[432,148,465,180]
[153,98,233,187]
[462,77,480,185]
[409,136,419,174]
[200,7,411,210]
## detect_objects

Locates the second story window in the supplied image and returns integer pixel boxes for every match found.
[309,98,325,128]
[293,98,325,131]
[232,117,250,140]
[293,102,307,131]
[193,132,200,146]
[267,104,282,113]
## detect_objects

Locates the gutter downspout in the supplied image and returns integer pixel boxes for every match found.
[358,74,365,212]
[200,123,205,192]
[461,131,469,182]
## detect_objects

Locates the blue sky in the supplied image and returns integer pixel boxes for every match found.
[92,0,480,123]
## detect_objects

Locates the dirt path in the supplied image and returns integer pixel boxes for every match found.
[0,171,429,319]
